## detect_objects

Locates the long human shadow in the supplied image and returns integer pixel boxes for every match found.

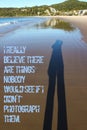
[43,40,68,130]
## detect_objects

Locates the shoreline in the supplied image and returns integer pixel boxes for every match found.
[0,15,87,43]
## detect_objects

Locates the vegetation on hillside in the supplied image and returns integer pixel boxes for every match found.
[52,0,87,11]
[0,0,87,16]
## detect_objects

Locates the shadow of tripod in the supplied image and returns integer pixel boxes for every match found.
[43,40,68,130]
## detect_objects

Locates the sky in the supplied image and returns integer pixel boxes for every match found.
[0,0,87,7]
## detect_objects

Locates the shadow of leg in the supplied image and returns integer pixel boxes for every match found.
[43,76,56,130]
[56,41,68,130]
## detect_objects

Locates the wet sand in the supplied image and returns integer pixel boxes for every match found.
[0,16,87,130]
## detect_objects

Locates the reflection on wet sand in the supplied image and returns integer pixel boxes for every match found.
[34,18,75,31]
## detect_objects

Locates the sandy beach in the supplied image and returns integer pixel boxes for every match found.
[59,16,87,130]
[0,16,87,130]
[58,16,87,42]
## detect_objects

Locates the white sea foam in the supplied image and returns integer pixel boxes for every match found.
[0,21,17,27]
[0,22,10,27]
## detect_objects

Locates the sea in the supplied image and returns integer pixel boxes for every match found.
[0,17,47,34]
[0,17,46,26]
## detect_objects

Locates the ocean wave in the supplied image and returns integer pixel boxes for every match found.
[0,22,10,27]
[0,21,17,27]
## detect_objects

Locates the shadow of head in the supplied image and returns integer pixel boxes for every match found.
[52,40,63,51]
[48,40,63,76]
